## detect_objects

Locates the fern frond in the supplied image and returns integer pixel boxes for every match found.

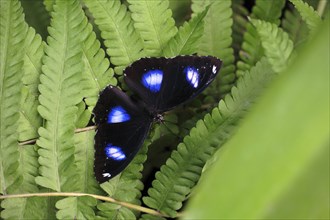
[43,0,55,12]
[84,0,144,74]
[232,0,249,60]
[128,0,177,57]
[282,5,310,47]
[97,203,136,219]
[0,0,27,194]
[289,0,322,32]
[163,7,209,57]
[251,19,294,73]
[1,197,47,219]
[236,0,285,77]
[191,0,235,96]
[251,0,286,25]
[56,196,97,219]
[143,58,277,217]
[18,28,44,141]
[18,87,42,141]
[97,141,150,218]
[35,0,85,192]
[81,22,116,113]
[1,145,48,219]
[74,130,103,195]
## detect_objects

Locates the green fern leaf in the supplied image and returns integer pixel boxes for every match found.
[35,0,85,192]
[127,0,177,57]
[18,145,40,193]
[0,0,28,194]
[290,0,322,32]
[236,0,285,77]
[1,197,48,220]
[43,0,55,12]
[18,28,44,141]
[81,23,116,113]
[18,87,42,141]
[191,0,235,96]
[251,19,294,73]
[232,0,249,60]
[163,6,209,57]
[56,196,97,220]
[84,0,145,74]
[97,203,136,219]
[1,145,49,220]
[251,0,286,24]
[282,5,310,47]
[74,130,103,194]
[143,58,277,217]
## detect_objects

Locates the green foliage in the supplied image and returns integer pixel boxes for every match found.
[282,4,310,47]
[36,0,85,192]
[163,6,209,57]
[18,28,44,141]
[290,0,322,32]
[56,196,97,219]
[0,0,328,219]
[0,0,27,195]
[84,0,145,74]
[184,17,329,219]
[236,0,285,77]
[128,0,177,57]
[251,19,294,73]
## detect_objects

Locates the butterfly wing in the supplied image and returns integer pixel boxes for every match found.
[124,56,222,112]
[93,86,152,183]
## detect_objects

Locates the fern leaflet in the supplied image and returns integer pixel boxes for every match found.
[251,19,294,73]
[163,6,209,57]
[289,0,322,33]
[56,196,97,219]
[81,23,116,114]
[282,4,310,47]
[18,28,44,141]
[236,0,285,77]
[84,0,145,74]
[128,0,177,57]
[35,0,85,192]
[0,0,27,195]
[74,130,103,195]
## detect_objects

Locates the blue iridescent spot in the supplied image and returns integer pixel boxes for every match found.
[107,106,130,123]
[141,70,163,92]
[105,144,126,161]
[185,66,199,88]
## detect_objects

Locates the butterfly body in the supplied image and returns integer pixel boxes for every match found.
[93,56,222,183]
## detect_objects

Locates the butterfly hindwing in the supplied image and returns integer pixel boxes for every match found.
[124,56,222,112]
[93,86,152,183]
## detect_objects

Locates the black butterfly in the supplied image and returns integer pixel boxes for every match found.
[93,55,222,183]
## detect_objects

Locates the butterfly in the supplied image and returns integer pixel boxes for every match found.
[93,55,222,183]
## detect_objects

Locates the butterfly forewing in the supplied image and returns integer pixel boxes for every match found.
[124,56,222,112]
[93,87,152,183]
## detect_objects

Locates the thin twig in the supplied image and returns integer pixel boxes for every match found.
[18,125,97,146]
[0,192,168,218]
